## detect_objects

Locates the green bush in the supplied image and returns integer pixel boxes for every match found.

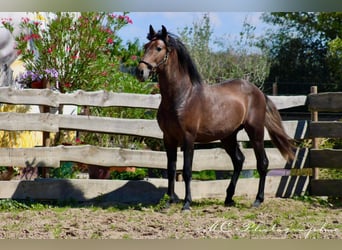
[49,162,78,179]
[110,168,147,180]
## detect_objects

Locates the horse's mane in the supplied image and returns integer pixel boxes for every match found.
[151,31,203,85]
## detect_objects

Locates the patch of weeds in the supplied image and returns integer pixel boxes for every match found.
[244,213,258,220]
[153,194,170,211]
[292,195,330,207]
[191,198,223,207]
[91,231,102,239]
[327,197,342,208]
[52,224,62,239]
[272,217,282,227]
[122,233,131,239]
[222,213,239,220]
[0,199,30,211]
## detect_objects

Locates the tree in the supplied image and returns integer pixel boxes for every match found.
[261,12,342,92]
[178,13,270,88]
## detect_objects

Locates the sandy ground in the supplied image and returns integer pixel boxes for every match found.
[0,197,341,239]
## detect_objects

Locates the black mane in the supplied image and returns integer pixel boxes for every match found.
[151,30,203,85]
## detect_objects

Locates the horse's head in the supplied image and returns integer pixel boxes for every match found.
[136,25,170,82]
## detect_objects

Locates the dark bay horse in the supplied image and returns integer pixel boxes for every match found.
[137,25,295,211]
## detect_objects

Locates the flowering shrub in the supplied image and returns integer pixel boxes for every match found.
[2,12,156,150]
[2,12,136,93]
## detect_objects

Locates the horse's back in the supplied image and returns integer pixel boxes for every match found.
[218,79,261,95]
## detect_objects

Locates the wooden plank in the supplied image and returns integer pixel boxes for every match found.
[0,87,161,109]
[0,87,306,110]
[0,176,308,201]
[0,112,61,132]
[309,121,342,138]
[308,92,342,112]
[268,95,307,110]
[0,112,305,141]
[310,149,342,169]
[0,112,161,138]
[310,179,342,197]
[0,145,293,171]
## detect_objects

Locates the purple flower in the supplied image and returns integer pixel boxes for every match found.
[19,70,41,82]
[44,68,59,79]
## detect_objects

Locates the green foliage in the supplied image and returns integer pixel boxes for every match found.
[178,13,213,82]
[261,12,342,91]
[292,194,331,207]
[110,168,147,180]
[178,13,270,87]
[0,199,30,210]
[49,162,78,179]
[192,170,216,181]
[154,193,170,211]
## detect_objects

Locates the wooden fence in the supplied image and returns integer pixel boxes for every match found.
[307,89,342,197]
[0,86,340,203]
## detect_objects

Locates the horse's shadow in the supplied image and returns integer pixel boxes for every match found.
[86,180,172,207]
[10,178,174,209]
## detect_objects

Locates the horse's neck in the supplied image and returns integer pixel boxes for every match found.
[158,68,193,106]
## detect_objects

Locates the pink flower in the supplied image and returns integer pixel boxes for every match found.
[64,82,72,88]
[23,34,31,41]
[31,34,41,40]
[106,37,114,44]
[131,55,137,61]
[118,15,133,24]
[21,17,30,23]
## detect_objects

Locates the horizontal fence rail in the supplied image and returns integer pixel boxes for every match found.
[0,145,308,170]
[0,87,307,110]
[0,87,162,109]
[0,112,308,141]
[308,92,342,112]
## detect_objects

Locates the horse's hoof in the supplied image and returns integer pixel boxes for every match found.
[252,200,263,208]
[181,202,191,212]
[224,200,236,207]
[181,207,191,213]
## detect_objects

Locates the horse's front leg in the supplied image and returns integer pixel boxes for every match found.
[166,145,178,204]
[182,139,194,211]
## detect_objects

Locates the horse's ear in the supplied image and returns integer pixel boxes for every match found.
[161,25,168,40]
[147,25,156,40]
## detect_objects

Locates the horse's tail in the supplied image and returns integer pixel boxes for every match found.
[264,95,296,161]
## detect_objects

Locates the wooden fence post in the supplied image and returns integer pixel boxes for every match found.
[40,79,51,178]
[272,79,278,96]
[310,85,319,180]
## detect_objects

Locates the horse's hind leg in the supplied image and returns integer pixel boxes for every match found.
[221,132,245,206]
[245,125,269,207]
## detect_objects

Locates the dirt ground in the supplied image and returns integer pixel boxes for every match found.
[0,196,341,239]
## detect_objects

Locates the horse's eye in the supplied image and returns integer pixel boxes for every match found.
[156,47,162,52]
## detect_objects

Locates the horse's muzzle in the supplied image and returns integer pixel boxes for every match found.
[136,62,151,82]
